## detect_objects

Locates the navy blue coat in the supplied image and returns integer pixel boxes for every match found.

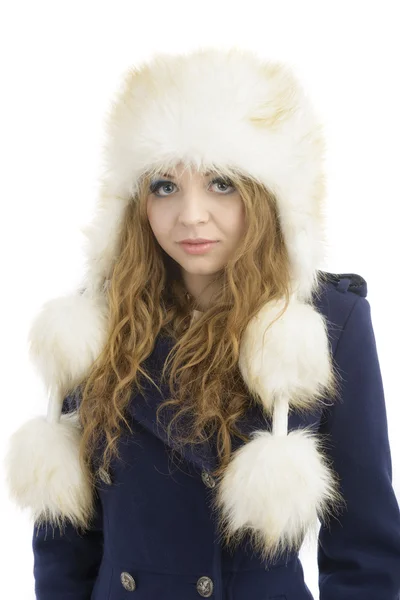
[32,273,400,599]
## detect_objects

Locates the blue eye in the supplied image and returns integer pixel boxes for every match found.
[210,177,235,193]
[149,180,176,197]
[149,177,235,197]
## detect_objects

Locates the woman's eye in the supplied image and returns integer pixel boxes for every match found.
[149,180,176,197]
[209,177,235,193]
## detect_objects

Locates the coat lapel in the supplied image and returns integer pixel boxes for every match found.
[131,396,217,472]
[128,335,218,473]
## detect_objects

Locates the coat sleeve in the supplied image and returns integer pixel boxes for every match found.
[32,394,104,600]
[317,296,400,599]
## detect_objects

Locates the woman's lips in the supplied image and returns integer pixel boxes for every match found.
[179,241,219,254]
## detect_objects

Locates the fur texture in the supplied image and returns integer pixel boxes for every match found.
[28,291,109,397]
[238,295,334,413]
[211,427,342,564]
[5,412,95,531]
[88,46,328,301]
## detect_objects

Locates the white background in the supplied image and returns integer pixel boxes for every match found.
[1,1,399,598]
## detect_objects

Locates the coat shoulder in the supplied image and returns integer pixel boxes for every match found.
[313,271,368,355]
[316,270,368,299]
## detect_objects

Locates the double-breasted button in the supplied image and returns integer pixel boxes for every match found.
[120,571,136,591]
[196,575,214,597]
[98,466,112,485]
[201,469,216,488]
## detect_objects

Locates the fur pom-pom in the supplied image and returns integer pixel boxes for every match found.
[212,427,344,565]
[28,291,109,394]
[239,297,333,413]
[4,412,95,532]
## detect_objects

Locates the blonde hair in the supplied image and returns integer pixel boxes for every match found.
[73,165,305,492]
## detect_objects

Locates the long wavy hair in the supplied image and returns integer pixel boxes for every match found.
[72,164,334,493]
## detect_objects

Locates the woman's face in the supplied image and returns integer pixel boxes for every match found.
[146,162,246,306]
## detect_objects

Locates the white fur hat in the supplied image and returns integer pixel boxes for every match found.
[4,46,341,563]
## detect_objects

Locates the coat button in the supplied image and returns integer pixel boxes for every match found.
[201,469,216,488]
[120,571,136,591]
[98,466,112,485]
[196,575,214,597]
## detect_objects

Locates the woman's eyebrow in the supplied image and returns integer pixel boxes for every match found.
[160,171,213,178]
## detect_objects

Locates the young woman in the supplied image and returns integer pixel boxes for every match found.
[5,46,400,600]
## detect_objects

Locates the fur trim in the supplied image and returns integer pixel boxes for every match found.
[28,291,109,396]
[216,293,341,563]
[238,295,334,413]
[4,412,94,531]
[212,427,343,564]
[5,290,108,527]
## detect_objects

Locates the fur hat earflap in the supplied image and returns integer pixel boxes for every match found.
[212,294,343,563]
[4,289,109,529]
